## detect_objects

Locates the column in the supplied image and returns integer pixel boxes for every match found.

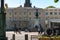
[49,21,51,28]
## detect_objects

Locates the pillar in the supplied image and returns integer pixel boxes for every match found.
[25,34,28,40]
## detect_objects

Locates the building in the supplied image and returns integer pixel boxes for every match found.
[5,0,60,33]
[6,7,45,31]
[45,8,60,34]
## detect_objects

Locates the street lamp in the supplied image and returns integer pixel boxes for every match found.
[0,0,7,40]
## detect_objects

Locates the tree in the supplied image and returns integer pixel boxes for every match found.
[54,0,59,3]
[46,6,56,8]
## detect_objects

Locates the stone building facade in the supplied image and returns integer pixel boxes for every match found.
[6,7,45,30]
[45,8,60,19]
[6,7,60,32]
[5,0,60,31]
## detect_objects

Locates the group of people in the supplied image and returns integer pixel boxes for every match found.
[14,27,21,34]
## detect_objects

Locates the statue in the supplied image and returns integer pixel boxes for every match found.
[35,9,39,19]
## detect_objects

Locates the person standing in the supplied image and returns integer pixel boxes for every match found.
[18,28,21,34]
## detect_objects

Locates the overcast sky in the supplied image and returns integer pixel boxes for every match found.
[0,0,1,7]
[2,0,60,8]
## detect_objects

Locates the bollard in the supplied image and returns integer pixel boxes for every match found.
[31,36,32,40]
[12,34,15,40]
[25,34,28,40]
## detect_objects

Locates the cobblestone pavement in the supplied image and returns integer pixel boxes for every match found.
[6,31,38,40]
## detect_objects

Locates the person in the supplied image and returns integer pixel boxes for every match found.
[38,28,40,34]
[14,24,18,34]
[39,24,43,33]
[46,28,52,36]
[18,28,21,34]
[14,27,18,34]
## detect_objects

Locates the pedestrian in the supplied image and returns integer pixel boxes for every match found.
[46,28,52,36]
[38,28,40,34]
[14,27,18,34]
[18,28,21,34]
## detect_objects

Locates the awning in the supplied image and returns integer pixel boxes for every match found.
[49,19,60,23]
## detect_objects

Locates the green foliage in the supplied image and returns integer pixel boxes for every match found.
[54,0,59,3]
[46,6,56,8]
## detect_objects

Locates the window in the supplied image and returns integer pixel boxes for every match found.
[54,9,57,11]
[29,17,31,20]
[29,12,31,15]
[14,17,16,20]
[59,12,60,15]
[50,9,53,11]
[9,17,11,21]
[55,17,57,19]
[24,17,28,20]
[54,12,57,15]
[24,12,26,15]
[15,12,17,15]
[46,12,48,15]
[24,17,26,20]
[59,9,60,11]
[19,17,21,20]
[50,12,53,15]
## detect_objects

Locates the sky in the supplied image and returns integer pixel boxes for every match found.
[3,0,60,8]
[0,0,1,7]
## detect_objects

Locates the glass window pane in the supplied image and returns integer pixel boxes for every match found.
[59,12,60,15]
[54,12,57,15]
[50,12,53,15]
[15,12,16,15]
[29,12,31,15]
[46,12,48,15]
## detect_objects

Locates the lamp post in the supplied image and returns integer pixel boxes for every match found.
[0,0,7,40]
